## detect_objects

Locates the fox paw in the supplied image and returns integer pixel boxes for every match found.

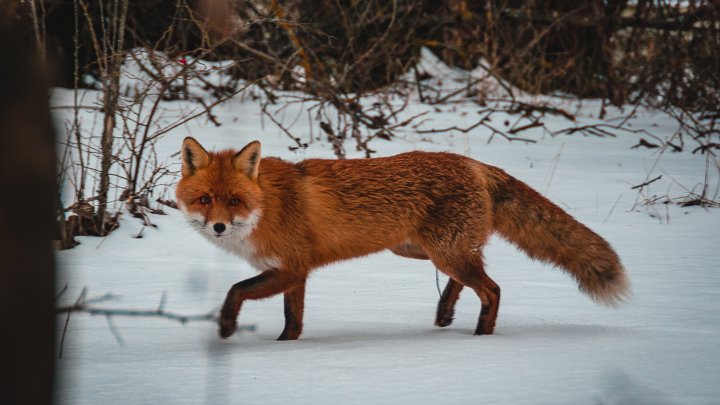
[435,316,454,328]
[435,309,455,327]
[276,328,301,341]
[219,318,237,338]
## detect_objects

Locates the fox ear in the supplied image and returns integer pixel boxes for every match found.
[181,137,209,177]
[232,141,261,181]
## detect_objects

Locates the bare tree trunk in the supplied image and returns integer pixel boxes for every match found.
[95,0,129,234]
[96,76,119,233]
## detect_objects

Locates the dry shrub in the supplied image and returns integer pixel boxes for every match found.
[615,1,720,111]
[35,0,720,112]
[423,0,719,111]
[292,0,425,93]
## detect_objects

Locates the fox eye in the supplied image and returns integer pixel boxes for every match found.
[199,195,211,205]
[229,197,241,207]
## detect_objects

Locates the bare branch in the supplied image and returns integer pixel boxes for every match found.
[57,289,257,355]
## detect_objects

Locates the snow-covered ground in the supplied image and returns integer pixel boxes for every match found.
[53,53,720,404]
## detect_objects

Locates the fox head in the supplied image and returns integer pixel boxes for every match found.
[176,137,263,240]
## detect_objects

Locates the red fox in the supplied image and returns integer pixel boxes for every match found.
[176,137,630,340]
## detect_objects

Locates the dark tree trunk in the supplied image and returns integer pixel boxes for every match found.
[0,2,57,403]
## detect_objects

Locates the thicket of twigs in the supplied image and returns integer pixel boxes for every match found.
[37,0,719,111]
[15,0,720,247]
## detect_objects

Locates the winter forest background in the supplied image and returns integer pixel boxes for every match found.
[1,1,719,404]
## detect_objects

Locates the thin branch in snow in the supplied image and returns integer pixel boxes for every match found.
[57,289,256,356]
[604,194,624,224]
[631,175,663,190]
[106,316,125,346]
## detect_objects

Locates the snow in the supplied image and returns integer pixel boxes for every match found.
[53,53,720,404]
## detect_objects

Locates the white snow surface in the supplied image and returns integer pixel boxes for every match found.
[53,54,720,404]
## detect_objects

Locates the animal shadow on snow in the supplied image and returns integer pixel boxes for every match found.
[204,321,627,351]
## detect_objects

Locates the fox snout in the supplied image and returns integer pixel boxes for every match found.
[185,211,262,242]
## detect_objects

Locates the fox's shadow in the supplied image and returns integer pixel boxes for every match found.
[204,321,626,351]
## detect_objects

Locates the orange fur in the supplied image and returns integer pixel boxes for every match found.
[176,137,630,340]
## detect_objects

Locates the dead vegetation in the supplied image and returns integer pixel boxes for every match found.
[14,0,719,248]
[56,286,256,356]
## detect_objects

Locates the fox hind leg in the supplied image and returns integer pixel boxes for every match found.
[428,254,500,335]
[473,271,500,335]
[390,239,499,334]
[435,278,463,327]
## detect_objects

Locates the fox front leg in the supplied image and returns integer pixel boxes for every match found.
[219,269,304,339]
[277,281,306,341]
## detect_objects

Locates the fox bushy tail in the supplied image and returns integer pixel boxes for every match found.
[486,167,630,305]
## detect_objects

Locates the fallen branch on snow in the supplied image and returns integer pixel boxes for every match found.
[57,287,256,358]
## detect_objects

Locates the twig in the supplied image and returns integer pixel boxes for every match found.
[134,225,146,238]
[156,198,178,210]
[604,194,623,223]
[57,292,223,324]
[261,104,307,150]
[631,138,660,149]
[435,268,442,298]
[147,79,259,141]
[56,283,69,300]
[631,175,662,190]
[509,102,576,121]
[508,121,543,135]
[106,316,125,346]
[195,98,222,127]
[416,118,537,144]
[50,105,103,111]
[58,287,87,359]
[558,124,618,138]
[57,289,256,356]
[542,142,564,195]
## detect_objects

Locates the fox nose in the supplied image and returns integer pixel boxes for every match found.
[213,223,226,234]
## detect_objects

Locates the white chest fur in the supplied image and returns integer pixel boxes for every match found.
[211,234,281,271]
